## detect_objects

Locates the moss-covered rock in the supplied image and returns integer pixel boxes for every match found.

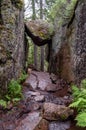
[51,0,78,26]
[0,0,25,97]
[43,103,73,121]
[11,0,23,9]
[25,20,53,46]
[49,0,86,84]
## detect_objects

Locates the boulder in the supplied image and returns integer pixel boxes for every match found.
[43,103,73,121]
[49,121,70,130]
[15,112,42,130]
[48,0,86,84]
[24,71,52,91]
[25,20,54,46]
[35,119,49,130]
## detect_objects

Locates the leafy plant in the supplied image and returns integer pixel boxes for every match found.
[7,79,22,99]
[0,79,23,108]
[0,99,7,108]
[18,71,28,84]
[0,69,28,108]
[75,112,86,127]
[69,79,86,127]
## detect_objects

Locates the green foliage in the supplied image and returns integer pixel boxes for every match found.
[18,71,28,84]
[7,79,22,99]
[0,74,26,108]
[0,99,7,108]
[75,112,86,127]
[69,79,86,127]
[11,0,23,9]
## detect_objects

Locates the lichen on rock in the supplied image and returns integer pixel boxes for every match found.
[25,20,54,40]
[49,0,86,84]
[51,0,78,27]
[0,0,25,97]
[11,0,23,9]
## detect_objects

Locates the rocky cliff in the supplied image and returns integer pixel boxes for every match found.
[0,0,25,96]
[49,0,86,84]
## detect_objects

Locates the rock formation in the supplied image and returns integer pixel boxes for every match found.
[0,0,25,96]
[48,0,86,84]
[25,20,54,46]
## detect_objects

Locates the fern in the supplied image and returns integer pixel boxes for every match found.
[75,112,86,127]
[81,79,86,89]
[18,71,28,84]
[70,79,86,127]
[0,77,24,108]
[71,85,80,99]
[69,98,86,111]
[8,79,22,98]
[0,100,7,108]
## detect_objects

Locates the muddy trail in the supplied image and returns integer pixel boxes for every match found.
[0,70,86,130]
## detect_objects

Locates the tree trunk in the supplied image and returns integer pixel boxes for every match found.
[40,0,44,71]
[32,0,38,69]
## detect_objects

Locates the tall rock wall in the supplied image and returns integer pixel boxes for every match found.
[49,0,86,84]
[0,0,25,96]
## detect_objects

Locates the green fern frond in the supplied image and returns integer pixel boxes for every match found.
[70,98,86,111]
[81,79,86,89]
[18,71,28,84]
[8,79,22,98]
[69,98,86,108]
[70,79,86,127]
[75,112,86,127]
[0,100,7,108]
[71,85,80,99]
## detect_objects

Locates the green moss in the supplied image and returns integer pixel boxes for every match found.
[50,0,78,27]
[27,20,54,40]
[60,114,67,120]
[11,0,23,9]
[17,71,28,84]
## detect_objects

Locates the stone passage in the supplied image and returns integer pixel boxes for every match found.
[0,70,73,130]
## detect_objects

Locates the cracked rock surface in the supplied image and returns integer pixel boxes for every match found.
[0,70,83,130]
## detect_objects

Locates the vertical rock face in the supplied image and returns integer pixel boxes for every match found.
[49,0,86,84]
[71,0,86,84]
[0,0,25,96]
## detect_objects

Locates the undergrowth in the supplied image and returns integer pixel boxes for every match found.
[69,79,86,127]
[0,71,28,109]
